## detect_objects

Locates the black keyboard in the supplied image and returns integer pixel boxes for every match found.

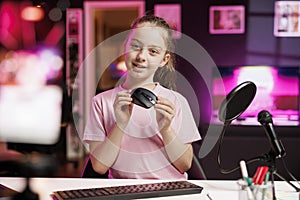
[52,180,203,200]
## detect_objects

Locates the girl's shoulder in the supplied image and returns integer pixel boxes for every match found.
[92,86,122,101]
[156,84,187,102]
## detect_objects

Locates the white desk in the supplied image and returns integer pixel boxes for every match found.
[0,178,298,200]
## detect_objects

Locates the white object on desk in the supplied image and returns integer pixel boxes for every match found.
[0,86,62,144]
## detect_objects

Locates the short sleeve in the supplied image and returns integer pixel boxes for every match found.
[83,97,106,142]
[172,94,201,144]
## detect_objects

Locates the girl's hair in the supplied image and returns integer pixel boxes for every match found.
[130,15,177,90]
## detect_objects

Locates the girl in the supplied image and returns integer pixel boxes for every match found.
[83,15,201,179]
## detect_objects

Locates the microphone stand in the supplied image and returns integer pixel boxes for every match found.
[259,150,300,200]
[260,150,277,200]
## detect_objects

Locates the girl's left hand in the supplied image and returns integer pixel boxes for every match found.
[154,96,176,133]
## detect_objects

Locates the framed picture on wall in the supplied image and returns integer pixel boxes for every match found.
[274,1,300,37]
[209,5,245,34]
[154,4,181,39]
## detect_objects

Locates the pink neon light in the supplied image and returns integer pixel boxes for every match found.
[0,2,21,49]
[21,18,36,48]
[44,22,65,46]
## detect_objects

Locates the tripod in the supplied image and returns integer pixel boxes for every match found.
[259,150,300,200]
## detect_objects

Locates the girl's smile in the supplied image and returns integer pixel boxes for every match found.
[132,62,146,69]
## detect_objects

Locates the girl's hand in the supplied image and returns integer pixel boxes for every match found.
[154,96,176,133]
[114,90,133,129]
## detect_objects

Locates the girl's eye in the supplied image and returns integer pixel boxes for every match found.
[130,44,141,50]
[149,48,160,55]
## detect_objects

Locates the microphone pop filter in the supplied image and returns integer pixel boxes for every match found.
[218,81,256,123]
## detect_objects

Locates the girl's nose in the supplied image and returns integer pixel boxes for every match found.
[136,49,146,62]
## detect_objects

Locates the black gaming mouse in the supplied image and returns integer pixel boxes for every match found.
[131,87,157,109]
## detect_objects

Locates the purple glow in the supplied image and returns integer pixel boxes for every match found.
[0,49,63,86]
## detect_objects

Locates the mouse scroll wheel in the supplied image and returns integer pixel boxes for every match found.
[142,93,156,104]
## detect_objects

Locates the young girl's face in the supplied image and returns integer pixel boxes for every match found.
[124,23,170,81]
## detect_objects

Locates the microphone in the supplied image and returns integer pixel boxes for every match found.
[257,110,286,158]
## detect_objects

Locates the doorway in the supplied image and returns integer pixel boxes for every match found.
[82,1,145,126]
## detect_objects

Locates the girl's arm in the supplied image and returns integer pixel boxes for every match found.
[89,90,132,175]
[154,97,194,173]
[89,124,124,175]
[161,128,194,174]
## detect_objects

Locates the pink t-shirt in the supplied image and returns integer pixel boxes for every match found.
[83,83,201,179]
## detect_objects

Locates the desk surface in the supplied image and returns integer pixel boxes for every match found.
[0,178,298,200]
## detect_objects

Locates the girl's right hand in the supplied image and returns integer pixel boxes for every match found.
[113,90,133,129]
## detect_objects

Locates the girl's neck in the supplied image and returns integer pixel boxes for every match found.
[122,80,157,90]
